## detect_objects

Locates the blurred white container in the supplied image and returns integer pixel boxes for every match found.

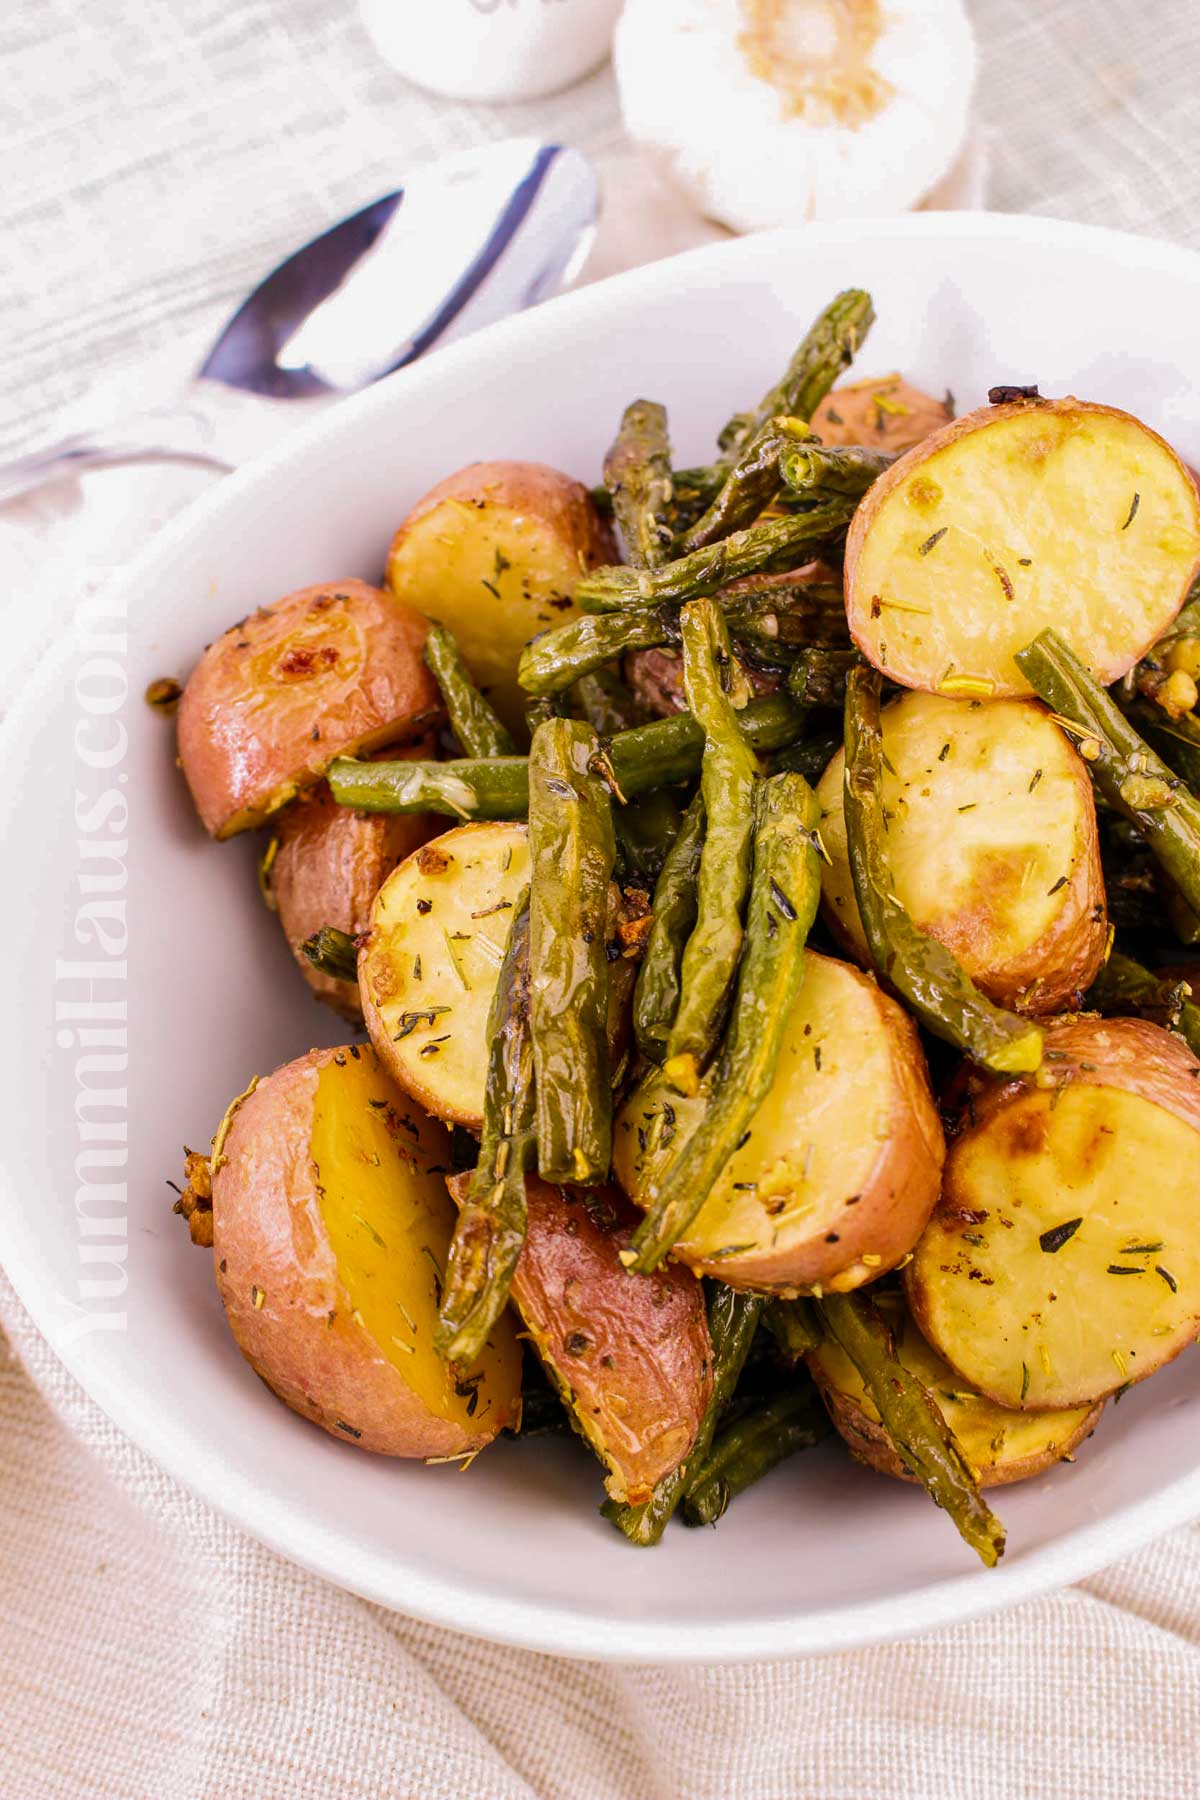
[361,0,623,102]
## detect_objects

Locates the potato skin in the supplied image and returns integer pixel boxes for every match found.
[812,374,953,453]
[386,461,615,739]
[475,1175,712,1505]
[815,693,1107,1012]
[613,953,945,1294]
[268,740,437,1018]
[178,580,441,838]
[845,398,1200,697]
[212,1046,519,1458]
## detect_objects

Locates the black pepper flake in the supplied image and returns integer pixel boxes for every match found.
[1039,1218,1082,1254]
[416,898,432,915]
[565,1332,590,1355]
[1029,769,1043,793]
[1121,492,1140,531]
[1047,875,1068,895]
[918,527,948,557]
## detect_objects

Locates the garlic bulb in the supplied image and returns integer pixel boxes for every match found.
[614,0,977,229]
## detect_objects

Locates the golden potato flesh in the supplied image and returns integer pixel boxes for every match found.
[812,373,953,454]
[267,742,437,1019]
[212,1046,521,1457]
[845,398,1200,697]
[360,822,531,1127]
[385,461,615,740]
[808,1290,1103,1488]
[816,692,1107,1012]
[613,951,944,1293]
[178,580,441,837]
[907,1016,1200,1411]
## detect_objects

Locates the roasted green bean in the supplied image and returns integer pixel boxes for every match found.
[1087,950,1200,1056]
[602,1286,764,1546]
[573,668,640,738]
[328,695,807,818]
[682,418,810,553]
[787,645,859,708]
[528,718,616,1185]
[682,1386,831,1526]
[720,288,875,461]
[518,608,678,697]
[765,1297,822,1361]
[1016,629,1200,920]
[436,895,534,1362]
[665,599,759,1090]
[603,398,674,568]
[575,501,858,614]
[844,664,1044,1075]
[299,925,358,983]
[779,440,894,498]
[633,792,705,1062]
[423,621,516,758]
[634,773,821,1265]
[816,1293,1006,1568]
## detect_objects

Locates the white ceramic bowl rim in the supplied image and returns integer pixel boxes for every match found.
[7,212,1200,1662]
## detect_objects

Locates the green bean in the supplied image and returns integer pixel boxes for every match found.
[664,599,759,1089]
[765,1297,822,1361]
[602,1286,763,1546]
[299,925,358,983]
[633,793,705,1062]
[844,664,1044,1075]
[769,730,842,784]
[634,772,820,1266]
[1016,629,1200,920]
[1087,950,1200,1056]
[787,645,859,708]
[436,895,534,1362]
[527,718,616,1185]
[722,578,847,653]
[422,622,516,758]
[682,1386,831,1526]
[603,398,674,568]
[779,440,895,498]
[614,788,685,889]
[519,608,678,698]
[573,668,640,738]
[720,289,876,462]
[815,1293,1005,1568]
[682,419,809,553]
[575,501,858,614]
[1122,700,1200,796]
[327,694,806,818]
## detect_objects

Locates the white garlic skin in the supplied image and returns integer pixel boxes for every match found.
[614,0,978,230]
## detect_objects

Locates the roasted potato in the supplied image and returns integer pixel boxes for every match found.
[386,461,615,739]
[450,1172,712,1505]
[845,398,1200,697]
[613,951,944,1293]
[178,580,440,838]
[211,1045,521,1457]
[812,373,953,454]
[360,820,636,1129]
[266,741,438,1019]
[816,691,1107,1012]
[808,1289,1103,1487]
[907,1015,1200,1411]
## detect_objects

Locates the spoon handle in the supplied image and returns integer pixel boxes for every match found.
[0,408,233,506]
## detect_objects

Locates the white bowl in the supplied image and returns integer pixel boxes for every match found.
[6,213,1200,1663]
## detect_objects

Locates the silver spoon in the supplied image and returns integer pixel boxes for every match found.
[0,138,597,506]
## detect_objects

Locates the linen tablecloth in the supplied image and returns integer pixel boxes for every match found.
[5,3,1200,1795]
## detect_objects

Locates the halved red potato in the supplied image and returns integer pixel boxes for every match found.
[178,580,440,837]
[808,1289,1103,1488]
[907,1014,1200,1411]
[815,691,1107,1012]
[613,950,944,1293]
[450,1172,711,1505]
[812,373,953,453]
[386,461,615,739]
[266,741,438,1019]
[845,398,1200,697]
[360,821,636,1129]
[211,1045,521,1457]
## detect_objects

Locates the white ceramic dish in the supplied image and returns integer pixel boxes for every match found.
[6,213,1200,1663]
